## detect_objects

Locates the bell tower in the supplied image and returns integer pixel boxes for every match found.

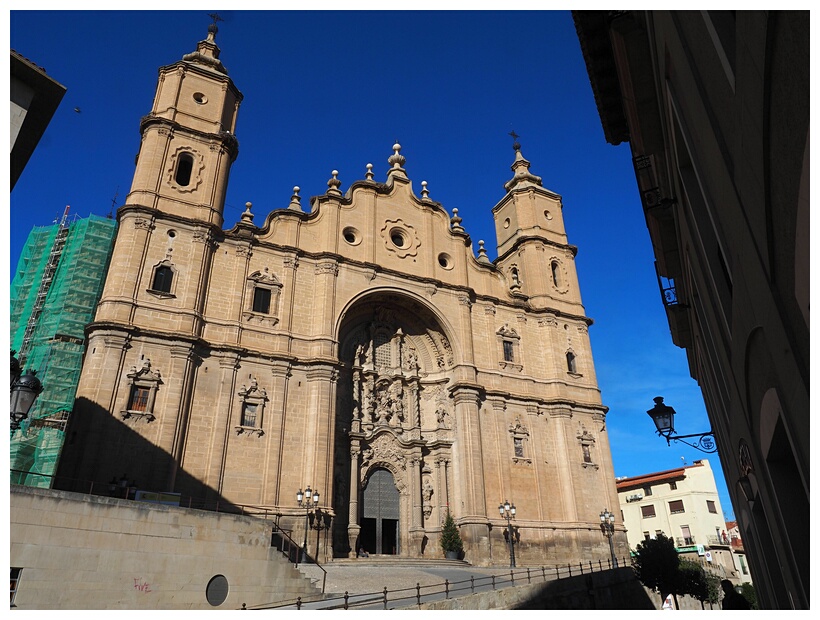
[492,137,585,314]
[126,21,242,227]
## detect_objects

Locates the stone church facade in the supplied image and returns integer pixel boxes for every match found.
[57,26,628,566]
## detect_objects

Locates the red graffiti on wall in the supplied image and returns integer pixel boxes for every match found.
[133,578,152,593]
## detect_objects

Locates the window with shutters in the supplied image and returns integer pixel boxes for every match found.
[148,261,176,297]
[121,359,163,422]
[128,386,150,412]
[236,376,267,437]
[669,500,685,514]
[641,504,656,518]
[252,287,271,314]
[243,269,282,325]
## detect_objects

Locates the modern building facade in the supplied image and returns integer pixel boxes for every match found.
[616,459,746,584]
[574,10,809,608]
[10,50,66,191]
[10,213,117,487]
[55,25,628,567]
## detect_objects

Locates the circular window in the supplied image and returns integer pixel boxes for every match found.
[438,253,453,270]
[193,92,208,105]
[390,228,408,249]
[167,230,176,239]
[206,574,229,606]
[544,210,553,220]
[503,218,511,229]
[342,227,361,246]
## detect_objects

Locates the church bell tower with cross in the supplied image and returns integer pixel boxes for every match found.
[125,16,243,227]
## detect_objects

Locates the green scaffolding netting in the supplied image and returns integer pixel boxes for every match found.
[10,214,117,488]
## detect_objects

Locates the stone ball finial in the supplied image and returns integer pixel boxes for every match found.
[327,170,342,193]
[241,201,254,222]
[388,142,406,170]
[365,163,374,181]
[289,186,302,210]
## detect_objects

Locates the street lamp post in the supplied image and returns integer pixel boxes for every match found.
[600,508,618,568]
[296,486,320,564]
[10,351,44,433]
[499,500,516,568]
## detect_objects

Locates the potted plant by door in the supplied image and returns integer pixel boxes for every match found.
[440,512,464,560]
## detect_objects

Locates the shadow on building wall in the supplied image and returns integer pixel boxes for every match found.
[53,397,239,513]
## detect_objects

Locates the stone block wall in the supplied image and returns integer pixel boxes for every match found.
[10,486,319,609]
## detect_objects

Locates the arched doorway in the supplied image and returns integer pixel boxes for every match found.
[361,468,400,555]
[331,294,457,558]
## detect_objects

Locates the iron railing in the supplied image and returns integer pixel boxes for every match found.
[241,556,632,610]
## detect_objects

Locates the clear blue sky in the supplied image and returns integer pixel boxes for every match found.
[8,10,734,520]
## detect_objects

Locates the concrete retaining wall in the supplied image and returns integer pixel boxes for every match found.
[10,486,318,609]
[417,567,714,610]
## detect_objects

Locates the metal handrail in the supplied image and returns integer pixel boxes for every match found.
[241,555,632,610]
[270,522,327,593]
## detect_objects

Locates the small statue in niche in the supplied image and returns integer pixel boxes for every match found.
[388,382,404,426]
[436,400,450,428]
[363,377,376,423]
[376,387,390,425]
[422,479,434,518]
[403,345,418,371]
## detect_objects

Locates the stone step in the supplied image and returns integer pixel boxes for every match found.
[325,556,471,567]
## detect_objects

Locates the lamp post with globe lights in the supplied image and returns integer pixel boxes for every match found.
[297,486,320,563]
[499,500,517,568]
[600,508,618,568]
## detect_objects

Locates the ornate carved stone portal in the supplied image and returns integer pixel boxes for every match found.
[334,301,454,558]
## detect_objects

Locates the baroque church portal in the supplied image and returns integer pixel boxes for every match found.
[56,25,628,566]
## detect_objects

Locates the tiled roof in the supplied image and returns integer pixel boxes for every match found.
[616,461,705,491]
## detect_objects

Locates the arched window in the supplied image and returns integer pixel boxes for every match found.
[551,261,561,288]
[566,351,577,374]
[175,153,194,187]
[152,266,173,293]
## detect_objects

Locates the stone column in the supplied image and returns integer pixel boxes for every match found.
[205,352,240,496]
[450,386,486,516]
[312,260,339,358]
[67,330,132,486]
[435,457,445,526]
[264,360,292,506]
[450,385,489,560]
[409,452,425,556]
[347,443,361,558]
[551,408,578,521]
[190,229,218,338]
[305,366,338,503]
[166,346,202,491]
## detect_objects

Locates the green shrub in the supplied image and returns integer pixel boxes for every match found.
[440,512,463,553]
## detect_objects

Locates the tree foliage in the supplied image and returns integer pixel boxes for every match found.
[633,533,681,598]
[440,512,463,553]
[740,583,758,609]
[678,559,720,606]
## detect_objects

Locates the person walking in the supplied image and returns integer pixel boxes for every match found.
[721,580,751,609]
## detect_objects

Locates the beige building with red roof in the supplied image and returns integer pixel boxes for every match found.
[616,459,748,584]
